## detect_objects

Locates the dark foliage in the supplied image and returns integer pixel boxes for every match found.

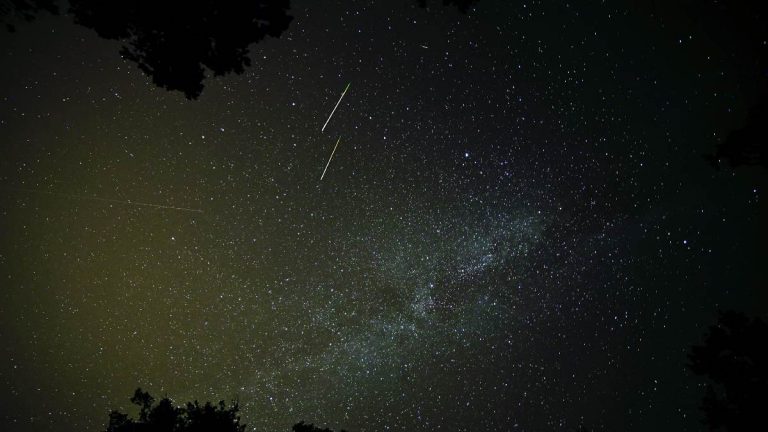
[68,1,292,99]
[2,1,477,99]
[706,99,768,169]
[0,0,57,32]
[293,421,348,432]
[416,0,479,13]
[688,311,768,431]
[105,388,246,432]
[2,1,292,99]
[692,0,768,169]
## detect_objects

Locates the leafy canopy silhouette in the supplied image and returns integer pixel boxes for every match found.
[68,0,293,99]
[694,0,768,169]
[292,421,348,432]
[1,1,293,99]
[106,388,246,432]
[707,100,768,170]
[0,0,58,32]
[106,389,350,432]
[2,1,475,99]
[688,311,768,431]
[416,0,479,13]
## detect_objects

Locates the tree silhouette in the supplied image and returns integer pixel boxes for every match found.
[688,311,768,431]
[2,1,482,99]
[416,0,479,13]
[2,1,292,99]
[706,99,768,169]
[105,388,246,432]
[693,0,768,170]
[67,1,292,99]
[105,389,353,432]
[292,421,348,432]
[0,0,58,32]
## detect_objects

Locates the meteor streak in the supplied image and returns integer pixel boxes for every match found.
[2,186,203,213]
[321,82,350,132]
[320,136,342,181]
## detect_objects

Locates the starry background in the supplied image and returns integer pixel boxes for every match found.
[0,1,766,431]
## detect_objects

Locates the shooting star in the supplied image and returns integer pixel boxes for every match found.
[321,82,350,132]
[2,186,203,213]
[320,136,342,181]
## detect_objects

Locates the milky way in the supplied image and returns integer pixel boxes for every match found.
[0,1,765,432]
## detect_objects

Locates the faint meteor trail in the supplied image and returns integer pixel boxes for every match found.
[320,136,342,181]
[321,82,350,132]
[2,186,203,213]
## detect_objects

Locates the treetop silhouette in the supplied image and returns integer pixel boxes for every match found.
[292,421,348,432]
[2,1,476,100]
[0,0,58,32]
[1,1,293,99]
[706,100,768,169]
[688,311,768,431]
[106,388,246,432]
[416,0,479,13]
[68,0,293,99]
[105,389,353,432]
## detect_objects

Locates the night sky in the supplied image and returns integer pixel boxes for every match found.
[0,1,766,431]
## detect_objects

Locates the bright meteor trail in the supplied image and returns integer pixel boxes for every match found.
[321,82,350,132]
[320,136,342,181]
[2,186,203,213]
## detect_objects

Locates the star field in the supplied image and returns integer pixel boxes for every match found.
[0,1,765,432]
